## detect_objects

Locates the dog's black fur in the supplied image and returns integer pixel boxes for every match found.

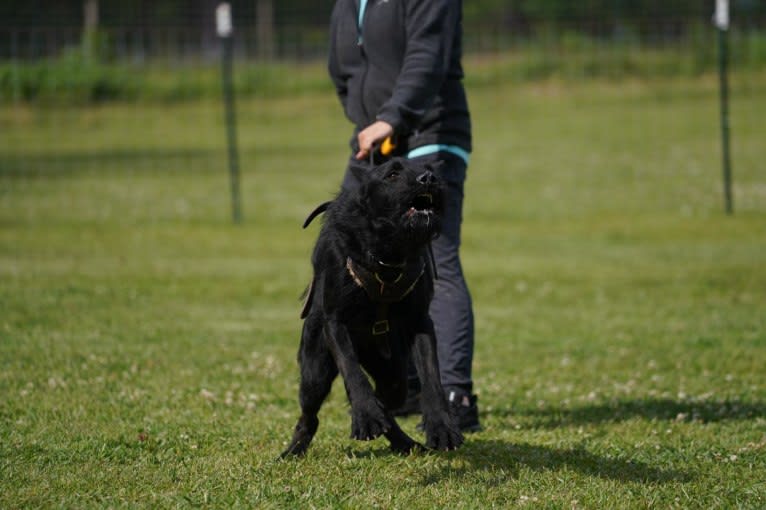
[281,158,464,457]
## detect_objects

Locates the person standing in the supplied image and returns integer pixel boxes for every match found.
[328,0,480,432]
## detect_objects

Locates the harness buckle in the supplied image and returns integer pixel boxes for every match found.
[372,320,390,335]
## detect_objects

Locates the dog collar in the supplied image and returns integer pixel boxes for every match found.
[346,256,425,304]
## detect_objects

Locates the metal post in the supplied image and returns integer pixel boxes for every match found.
[715,0,733,215]
[83,0,99,60]
[217,3,243,223]
[11,29,20,103]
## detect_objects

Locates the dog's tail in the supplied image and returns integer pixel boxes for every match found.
[303,201,332,229]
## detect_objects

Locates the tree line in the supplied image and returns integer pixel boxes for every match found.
[3,0,765,63]
[3,1,765,29]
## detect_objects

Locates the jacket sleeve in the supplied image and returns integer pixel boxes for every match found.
[328,13,349,110]
[375,0,459,133]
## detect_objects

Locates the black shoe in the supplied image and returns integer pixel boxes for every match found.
[416,390,482,433]
[447,390,482,433]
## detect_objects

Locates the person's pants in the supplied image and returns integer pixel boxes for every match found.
[341,152,475,394]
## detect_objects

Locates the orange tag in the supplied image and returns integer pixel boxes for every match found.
[380,137,396,156]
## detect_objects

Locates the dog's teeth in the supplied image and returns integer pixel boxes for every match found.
[417,193,433,205]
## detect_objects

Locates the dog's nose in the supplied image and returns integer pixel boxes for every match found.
[416,171,436,185]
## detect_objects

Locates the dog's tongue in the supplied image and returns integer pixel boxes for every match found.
[406,207,416,217]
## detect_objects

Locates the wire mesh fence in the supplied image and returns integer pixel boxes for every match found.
[1,4,765,108]
[2,6,766,60]
[1,2,765,223]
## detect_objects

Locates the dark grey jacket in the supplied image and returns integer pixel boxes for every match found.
[328,0,471,156]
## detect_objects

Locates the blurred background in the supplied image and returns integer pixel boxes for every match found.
[1,1,764,198]
[3,1,766,65]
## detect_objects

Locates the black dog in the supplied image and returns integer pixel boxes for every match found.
[281,158,464,457]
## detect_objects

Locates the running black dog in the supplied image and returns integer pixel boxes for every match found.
[281,158,464,457]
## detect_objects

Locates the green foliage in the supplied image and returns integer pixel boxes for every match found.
[3,27,766,106]
[0,47,139,104]
[465,29,766,87]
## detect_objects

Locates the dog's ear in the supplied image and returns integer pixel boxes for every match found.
[302,201,332,229]
[347,162,369,185]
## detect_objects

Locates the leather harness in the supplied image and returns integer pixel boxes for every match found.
[345,255,426,359]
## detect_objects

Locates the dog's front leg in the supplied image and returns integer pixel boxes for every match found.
[324,320,391,440]
[412,327,464,451]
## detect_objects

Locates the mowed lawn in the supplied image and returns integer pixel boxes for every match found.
[1,72,765,508]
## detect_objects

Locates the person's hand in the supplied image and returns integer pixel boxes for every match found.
[355,120,394,160]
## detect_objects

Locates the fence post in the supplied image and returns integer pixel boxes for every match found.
[11,29,20,103]
[217,3,243,224]
[714,0,733,215]
[256,0,276,60]
[83,0,99,60]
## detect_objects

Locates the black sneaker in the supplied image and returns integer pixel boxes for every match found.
[446,390,482,433]
[416,390,482,433]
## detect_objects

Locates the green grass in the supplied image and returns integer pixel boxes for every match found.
[1,73,765,508]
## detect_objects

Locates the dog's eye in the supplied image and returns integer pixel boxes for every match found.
[385,170,400,181]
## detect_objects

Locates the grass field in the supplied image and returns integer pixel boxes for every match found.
[1,72,765,508]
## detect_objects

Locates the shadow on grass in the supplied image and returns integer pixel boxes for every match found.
[0,143,335,179]
[419,439,691,485]
[506,398,766,428]
[344,437,690,485]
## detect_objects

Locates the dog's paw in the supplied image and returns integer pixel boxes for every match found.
[279,414,319,459]
[350,400,391,441]
[279,441,309,459]
[390,437,426,455]
[385,425,425,455]
[423,414,464,451]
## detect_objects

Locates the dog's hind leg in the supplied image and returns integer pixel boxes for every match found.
[365,352,424,454]
[367,363,421,453]
[383,417,424,454]
[281,321,338,458]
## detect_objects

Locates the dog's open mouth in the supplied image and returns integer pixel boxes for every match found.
[406,193,434,217]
